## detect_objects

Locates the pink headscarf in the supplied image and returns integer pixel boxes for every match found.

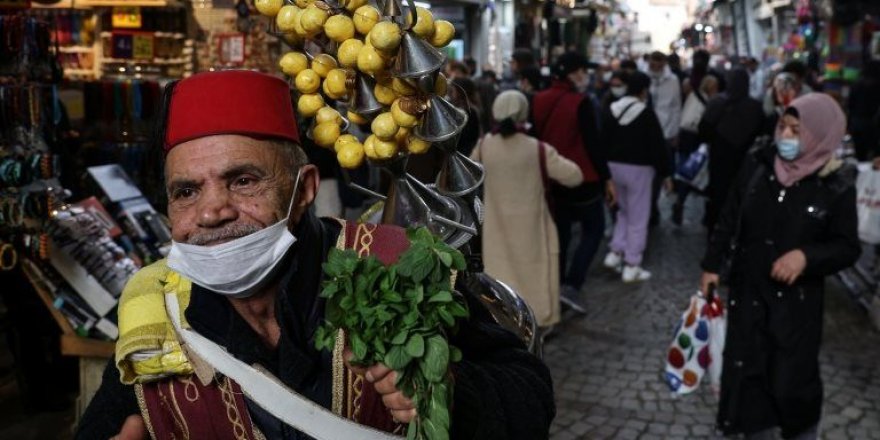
[774,93,846,187]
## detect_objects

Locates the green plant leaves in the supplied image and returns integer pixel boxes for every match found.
[315,227,470,440]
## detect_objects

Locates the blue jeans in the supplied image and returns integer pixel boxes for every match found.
[556,197,606,291]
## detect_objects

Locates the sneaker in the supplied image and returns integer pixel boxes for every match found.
[559,285,586,314]
[622,265,652,283]
[603,252,623,272]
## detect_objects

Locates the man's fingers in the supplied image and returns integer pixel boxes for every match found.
[373,370,399,394]
[382,391,414,411]
[390,408,417,424]
[343,347,367,375]
[365,363,392,383]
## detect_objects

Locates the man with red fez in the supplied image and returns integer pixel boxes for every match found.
[76,70,554,439]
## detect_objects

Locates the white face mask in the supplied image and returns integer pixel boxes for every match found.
[611,86,626,98]
[167,169,303,298]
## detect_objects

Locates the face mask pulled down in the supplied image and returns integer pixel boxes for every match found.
[167,169,303,298]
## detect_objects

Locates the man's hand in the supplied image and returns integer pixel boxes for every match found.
[110,415,147,440]
[700,272,719,297]
[605,180,617,208]
[771,249,807,285]
[344,347,417,424]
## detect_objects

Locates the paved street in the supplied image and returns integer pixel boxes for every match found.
[545,198,880,439]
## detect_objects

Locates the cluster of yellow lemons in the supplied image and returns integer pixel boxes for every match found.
[255,0,455,169]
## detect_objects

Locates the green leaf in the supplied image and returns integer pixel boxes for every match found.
[438,308,454,327]
[428,291,453,303]
[391,330,409,345]
[384,345,413,370]
[422,417,447,440]
[405,334,425,358]
[449,346,463,363]
[438,251,452,268]
[421,336,449,382]
[406,419,417,440]
[450,251,466,270]
[350,333,367,361]
[429,385,451,429]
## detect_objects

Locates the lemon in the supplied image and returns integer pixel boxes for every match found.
[292,7,309,37]
[324,69,349,98]
[353,6,380,35]
[391,99,419,128]
[316,106,342,125]
[324,15,355,43]
[369,21,401,51]
[407,136,431,154]
[391,77,416,96]
[337,39,364,68]
[294,0,314,8]
[371,112,399,141]
[373,83,396,106]
[348,110,368,125]
[279,51,309,76]
[255,0,283,17]
[344,0,366,12]
[313,121,341,147]
[430,20,454,47]
[435,73,448,96]
[337,142,365,169]
[356,45,385,74]
[294,69,321,94]
[275,5,301,32]
[407,7,435,39]
[310,54,337,78]
[363,135,378,159]
[298,94,324,117]
[300,6,329,35]
[373,137,398,159]
[334,134,359,153]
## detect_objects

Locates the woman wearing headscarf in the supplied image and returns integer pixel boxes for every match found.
[699,68,764,233]
[471,90,584,329]
[700,93,860,440]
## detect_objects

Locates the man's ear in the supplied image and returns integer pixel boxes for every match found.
[291,164,320,222]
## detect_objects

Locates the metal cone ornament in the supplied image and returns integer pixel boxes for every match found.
[392,31,446,79]
[348,73,383,116]
[413,95,467,143]
[435,138,485,196]
[381,0,404,18]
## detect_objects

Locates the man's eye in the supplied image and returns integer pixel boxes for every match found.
[231,176,259,189]
[173,188,197,200]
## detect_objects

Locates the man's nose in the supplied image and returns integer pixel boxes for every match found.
[195,187,238,228]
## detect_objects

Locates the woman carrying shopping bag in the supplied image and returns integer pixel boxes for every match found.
[471,90,584,329]
[700,93,860,440]
[600,71,671,282]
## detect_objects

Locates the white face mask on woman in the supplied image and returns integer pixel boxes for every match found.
[166,169,303,298]
[611,86,626,98]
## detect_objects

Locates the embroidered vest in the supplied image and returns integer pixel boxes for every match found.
[135,221,411,439]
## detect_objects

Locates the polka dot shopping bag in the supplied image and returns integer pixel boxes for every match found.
[664,289,726,395]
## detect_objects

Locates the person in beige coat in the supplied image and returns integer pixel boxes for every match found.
[470,90,584,328]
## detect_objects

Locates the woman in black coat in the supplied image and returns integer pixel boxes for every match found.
[700,93,860,439]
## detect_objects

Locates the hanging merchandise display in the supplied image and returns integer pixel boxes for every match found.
[30,8,99,80]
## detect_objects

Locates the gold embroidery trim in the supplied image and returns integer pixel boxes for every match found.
[331,328,346,415]
[134,384,158,440]
[159,379,190,438]
[219,376,249,440]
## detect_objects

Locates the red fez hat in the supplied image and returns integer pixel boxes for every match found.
[164,70,300,153]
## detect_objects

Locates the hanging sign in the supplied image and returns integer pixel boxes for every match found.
[112,6,143,29]
[218,33,246,65]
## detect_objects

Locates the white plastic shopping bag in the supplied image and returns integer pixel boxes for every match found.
[856,169,880,244]
[664,290,725,395]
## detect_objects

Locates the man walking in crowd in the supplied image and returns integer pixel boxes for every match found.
[532,52,614,313]
[647,51,682,224]
[699,68,764,233]
[75,70,555,440]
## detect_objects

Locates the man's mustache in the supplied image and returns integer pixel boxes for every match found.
[187,223,263,245]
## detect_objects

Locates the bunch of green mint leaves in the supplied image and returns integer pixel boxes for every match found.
[314,227,470,440]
